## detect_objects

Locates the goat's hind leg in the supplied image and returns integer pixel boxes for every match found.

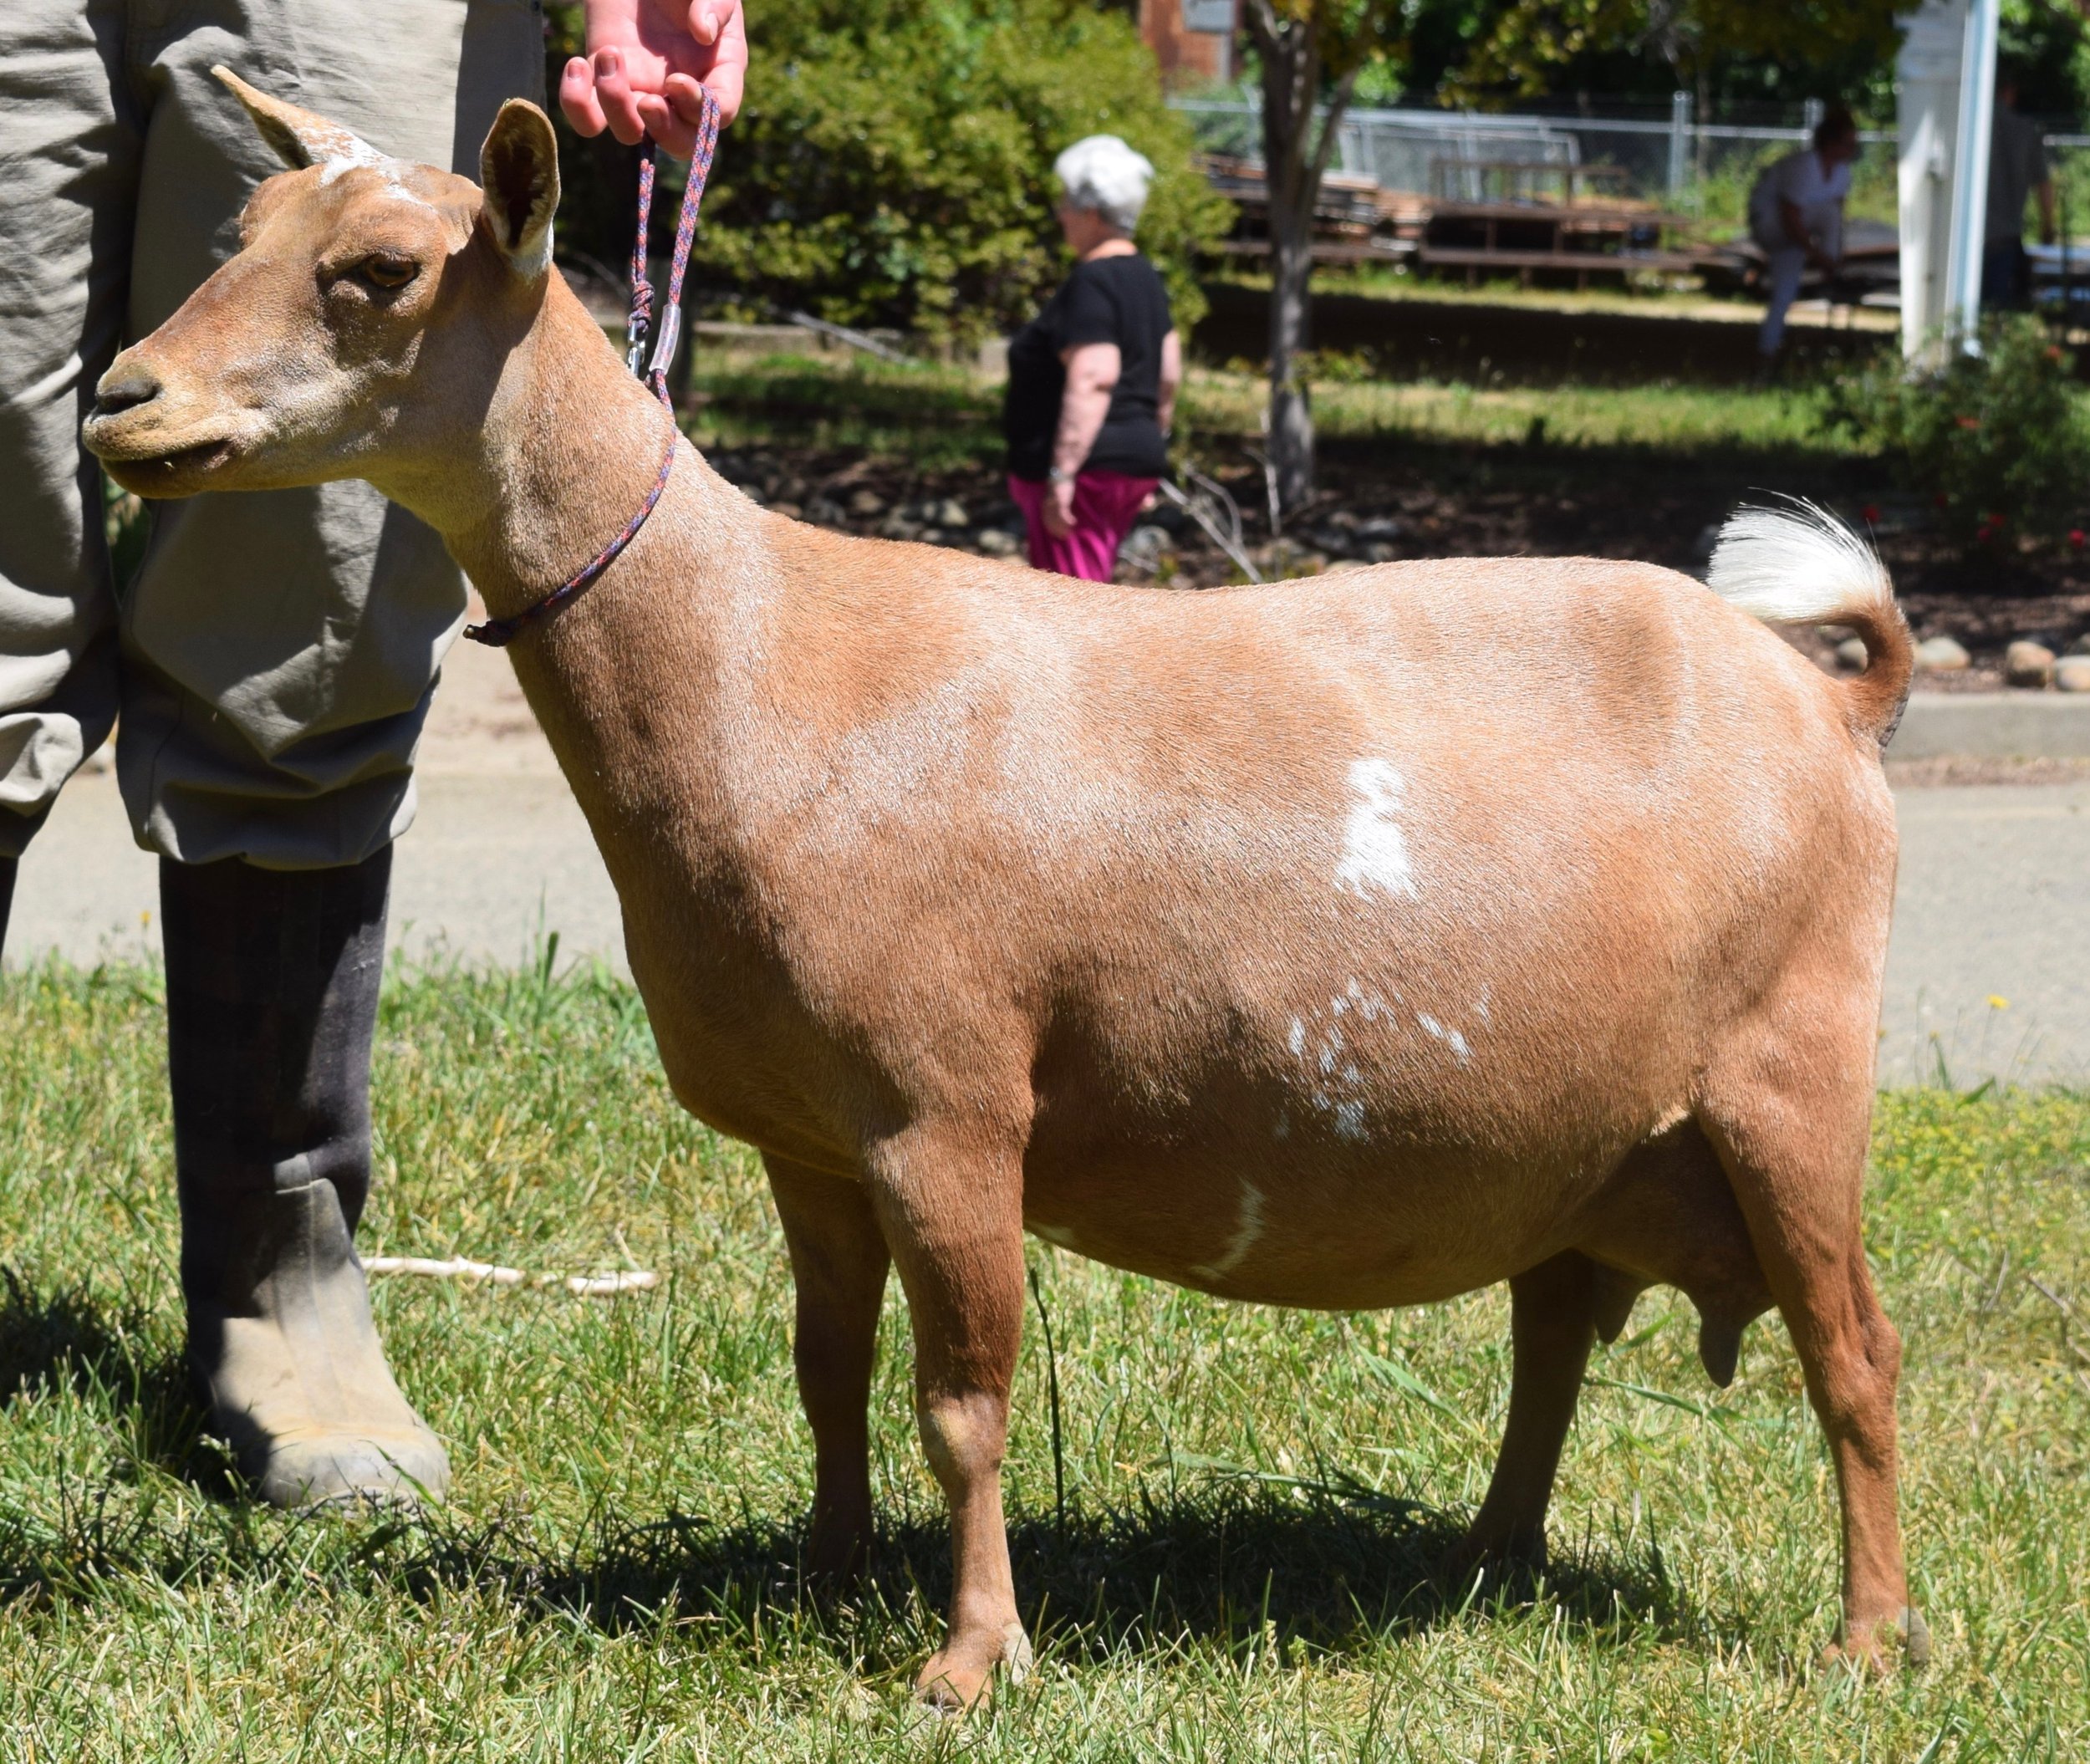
[1447,1251,1610,1578]
[767,1155,892,1582]
[1699,1013,1924,1670]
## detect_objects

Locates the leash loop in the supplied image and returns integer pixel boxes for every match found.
[465,86,721,648]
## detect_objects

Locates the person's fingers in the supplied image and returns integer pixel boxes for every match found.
[696,0,747,125]
[593,48,647,146]
[635,94,697,159]
[559,58,608,136]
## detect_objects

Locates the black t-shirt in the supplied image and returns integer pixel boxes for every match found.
[1003,252,1174,482]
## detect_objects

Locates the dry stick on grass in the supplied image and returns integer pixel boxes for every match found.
[364,1254,660,1298]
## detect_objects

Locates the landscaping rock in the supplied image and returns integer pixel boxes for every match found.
[846,488,885,517]
[1836,636,1868,670]
[877,512,922,540]
[1120,525,1175,569]
[768,502,803,522]
[2006,640,2057,688]
[1914,635,1971,673]
[803,497,846,527]
[976,528,1019,557]
[933,498,971,529]
[2057,655,2090,692]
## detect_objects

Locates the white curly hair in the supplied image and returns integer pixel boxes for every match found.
[1053,135,1155,234]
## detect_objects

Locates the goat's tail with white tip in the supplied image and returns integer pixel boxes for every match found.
[1706,499,1912,745]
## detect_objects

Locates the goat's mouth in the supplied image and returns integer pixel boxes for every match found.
[84,426,239,496]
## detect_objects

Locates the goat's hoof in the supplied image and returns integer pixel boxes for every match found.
[803,1519,873,1590]
[1439,1523,1547,1588]
[1820,1607,1931,1675]
[914,1621,1032,1713]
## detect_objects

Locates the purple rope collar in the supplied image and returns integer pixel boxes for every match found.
[465,88,721,649]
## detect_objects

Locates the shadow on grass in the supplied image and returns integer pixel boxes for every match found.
[380,1485,1710,1670]
[0,1268,234,1499]
[0,1277,1715,1664]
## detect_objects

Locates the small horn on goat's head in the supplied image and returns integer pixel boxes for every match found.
[211,65,387,177]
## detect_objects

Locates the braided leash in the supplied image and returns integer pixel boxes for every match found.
[465,88,721,649]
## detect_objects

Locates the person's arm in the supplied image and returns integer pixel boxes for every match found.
[563,0,748,154]
[1157,329,1181,439]
[1043,343,1120,538]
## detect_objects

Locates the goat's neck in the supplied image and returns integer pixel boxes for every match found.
[406,278,768,845]
[430,281,706,619]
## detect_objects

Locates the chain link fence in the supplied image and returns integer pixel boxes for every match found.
[1175,98,2089,240]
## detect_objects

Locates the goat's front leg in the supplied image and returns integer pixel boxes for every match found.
[869,1133,1030,1710]
[1447,1251,1598,1575]
[767,1155,891,1582]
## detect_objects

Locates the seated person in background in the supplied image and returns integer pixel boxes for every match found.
[1003,135,1182,582]
[1748,107,1860,370]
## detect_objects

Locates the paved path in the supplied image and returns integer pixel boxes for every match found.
[10,646,2086,1083]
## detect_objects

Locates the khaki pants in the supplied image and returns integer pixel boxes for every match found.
[0,0,543,869]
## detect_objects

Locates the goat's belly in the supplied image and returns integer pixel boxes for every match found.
[1019,1129,1608,1312]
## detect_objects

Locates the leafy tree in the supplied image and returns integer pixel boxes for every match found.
[547,0,1231,352]
[1450,0,1904,105]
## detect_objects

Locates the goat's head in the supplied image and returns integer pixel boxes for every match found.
[84,69,558,502]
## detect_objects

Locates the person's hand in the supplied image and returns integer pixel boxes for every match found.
[1042,478,1076,538]
[563,0,747,155]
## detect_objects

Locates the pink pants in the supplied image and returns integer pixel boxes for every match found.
[1008,472,1160,582]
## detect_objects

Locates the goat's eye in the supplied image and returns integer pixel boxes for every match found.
[359,255,418,291]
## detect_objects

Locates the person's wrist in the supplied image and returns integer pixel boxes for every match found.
[1048,466,1075,486]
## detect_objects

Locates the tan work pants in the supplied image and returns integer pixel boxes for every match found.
[0,0,543,868]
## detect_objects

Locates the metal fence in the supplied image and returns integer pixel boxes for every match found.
[1172,98,1912,226]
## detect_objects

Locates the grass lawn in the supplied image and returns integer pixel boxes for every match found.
[691,352,1850,472]
[0,959,2083,1756]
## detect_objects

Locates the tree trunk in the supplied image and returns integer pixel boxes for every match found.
[1246,3,1358,515]
[1267,222,1314,514]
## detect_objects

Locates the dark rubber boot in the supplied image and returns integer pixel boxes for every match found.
[161,848,449,1509]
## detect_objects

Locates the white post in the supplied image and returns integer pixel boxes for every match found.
[1667,89,1691,202]
[1944,0,2000,341]
[1896,0,1967,359]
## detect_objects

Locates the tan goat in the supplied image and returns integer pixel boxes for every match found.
[85,78,1924,1705]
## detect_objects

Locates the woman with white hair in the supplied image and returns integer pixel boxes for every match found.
[1002,135,1182,579]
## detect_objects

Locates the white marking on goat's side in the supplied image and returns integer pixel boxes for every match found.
[1191,1181,1266,1282]
[1334,759,1420,901]
[1415,1012,1475,1066]
[1333,1101,1368,1140]
[1032,1222,1079,1252]
[1287,1018,1307,1057]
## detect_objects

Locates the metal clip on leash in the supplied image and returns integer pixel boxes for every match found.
[464,88,721,648]
[623,88,721,406]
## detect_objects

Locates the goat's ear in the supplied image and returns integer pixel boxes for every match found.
[212,66,385,176]
[479,101,560,278]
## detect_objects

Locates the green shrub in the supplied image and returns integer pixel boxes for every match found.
[1824,314,2090,550]
[550,0,1231,351]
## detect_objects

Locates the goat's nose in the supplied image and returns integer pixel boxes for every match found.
[93,364,162,416]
